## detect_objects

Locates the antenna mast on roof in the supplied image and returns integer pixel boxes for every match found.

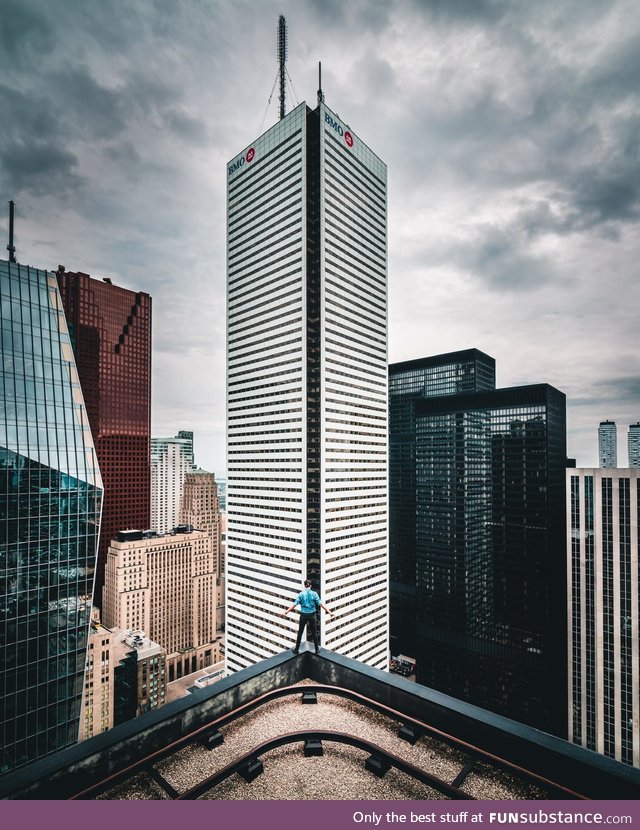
[7,201,16,264]
[277,15,287,120]
[317,61,324,105]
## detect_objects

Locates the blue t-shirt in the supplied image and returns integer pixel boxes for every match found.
[296,588,320,614]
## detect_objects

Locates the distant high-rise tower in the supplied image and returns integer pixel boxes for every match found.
[628,423,640,468]
[567,469,639,767]
[226,96,388,671]
[1,259,103,773]
[598,420,617,468]
[389,350,496,657]
[56,267,151,608]
[151,434,195,533]
[175,430,195,466]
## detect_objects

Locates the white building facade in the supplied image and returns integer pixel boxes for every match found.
[567,468,639,767]
[226,101,388,672]
[151,435,194,533]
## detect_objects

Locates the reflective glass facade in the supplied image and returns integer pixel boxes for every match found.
[413,384,567,736]
[0,259,102,773]
[226,101,388,672]
[56,269,151,608]
[389,351,496,656]
[568,469,639,768]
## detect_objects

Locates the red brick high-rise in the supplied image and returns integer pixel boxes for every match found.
[56,267,152,607]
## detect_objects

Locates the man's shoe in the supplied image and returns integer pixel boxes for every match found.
[292,648,299,654]
[315,647,320,655]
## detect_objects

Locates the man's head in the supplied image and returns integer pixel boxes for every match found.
[304,579,312,588]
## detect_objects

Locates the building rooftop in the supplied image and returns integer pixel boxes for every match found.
[389,349,495,374]
[1,646,637,801]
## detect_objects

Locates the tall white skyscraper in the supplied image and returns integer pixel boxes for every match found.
[151,433,195,533]
[598,420,617,468]
[628,422,640,468]
[226,99,388,672]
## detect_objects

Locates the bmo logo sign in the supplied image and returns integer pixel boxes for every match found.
[324,112,354,149]
[228,147,256,177]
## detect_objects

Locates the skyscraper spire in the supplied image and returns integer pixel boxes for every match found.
[277,15,287,120]
[7,200,16,263]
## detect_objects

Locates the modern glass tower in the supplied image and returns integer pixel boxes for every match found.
[0,259,103,773]
[226,99,388,672]
[389,350,496,657]
[598,420,617,468]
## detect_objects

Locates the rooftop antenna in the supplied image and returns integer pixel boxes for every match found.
[7,201,16,263]
[277,15,287,120]
[317,61,324,105]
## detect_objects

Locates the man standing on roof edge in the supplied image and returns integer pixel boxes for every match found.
[281,579,334,654]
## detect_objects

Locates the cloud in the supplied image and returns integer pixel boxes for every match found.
[574,376,640,407]
[0,0,55,67]
[0,142,83,196]
[3,0,639,471]
[410,0,508,24]
[163,109,210,146]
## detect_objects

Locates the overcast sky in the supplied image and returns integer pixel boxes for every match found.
[1,0,639,473]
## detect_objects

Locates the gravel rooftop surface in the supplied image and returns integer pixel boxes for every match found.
[96,682,551,801]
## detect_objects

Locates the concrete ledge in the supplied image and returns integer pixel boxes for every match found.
[308,648,640,800]
[2,645,638,800]
[0,648,307,800]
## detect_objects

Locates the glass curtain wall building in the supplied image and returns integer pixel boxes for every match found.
[226,100,388,672]
[0,259,103,774]
[388,350,496,657]
[413,384,567,736]
[568,468,639,768]
[56,268,151,609]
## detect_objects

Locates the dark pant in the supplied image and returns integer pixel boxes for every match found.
[295,611,319,651]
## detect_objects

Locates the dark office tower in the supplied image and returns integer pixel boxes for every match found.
[389,350,496,656]
[414,384,567,735]
[0,259,102,773]
[56,268,151,609]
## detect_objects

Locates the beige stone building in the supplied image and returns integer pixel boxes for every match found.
[80,614,167,739]
[180,469,225,633]
[102,528,220,682]
[179,469,221,576]
[80,609,115,741]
